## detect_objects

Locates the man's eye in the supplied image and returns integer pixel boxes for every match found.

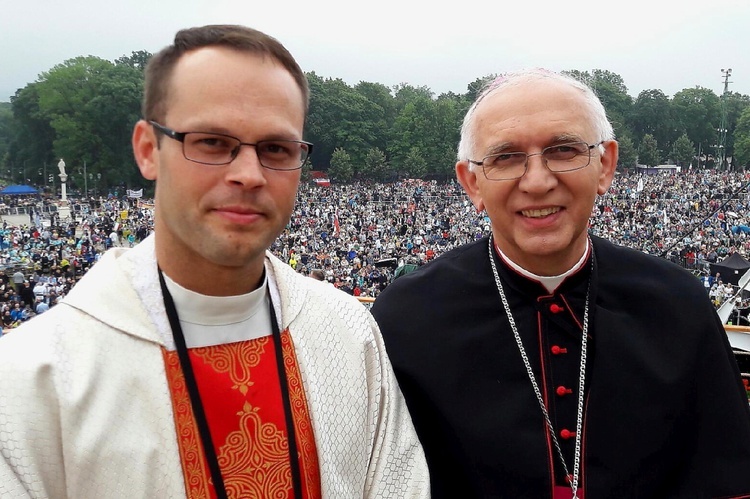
[546,143,587,159]
[193,136,234,149]
[487,153,523,166]
[259,142,295,157]
[558,145,582,153]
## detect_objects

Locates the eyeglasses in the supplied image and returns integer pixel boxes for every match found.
[149,121,313,171]
[468,141,604,181]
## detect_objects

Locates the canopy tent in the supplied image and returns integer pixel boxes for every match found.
[0,184,39,195]
[710,253,750,286]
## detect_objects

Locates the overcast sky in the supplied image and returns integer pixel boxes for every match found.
[2,0,749,104]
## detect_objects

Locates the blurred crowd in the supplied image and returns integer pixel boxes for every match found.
[0,196,152,332]
[3,169,750,332]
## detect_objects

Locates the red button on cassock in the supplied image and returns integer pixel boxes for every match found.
[556,386,573,396]
[549,303,564,313]
[551,345,568,355]
[560,429,576,440]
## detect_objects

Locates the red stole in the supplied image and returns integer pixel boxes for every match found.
[163,329,321,498]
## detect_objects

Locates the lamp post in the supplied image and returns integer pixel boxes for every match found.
[717,68,732,170]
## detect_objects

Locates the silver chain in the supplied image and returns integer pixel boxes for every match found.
[488,237,590,499]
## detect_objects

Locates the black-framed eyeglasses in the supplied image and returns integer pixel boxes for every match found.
[468,141,604,181]
[149,121,313,171]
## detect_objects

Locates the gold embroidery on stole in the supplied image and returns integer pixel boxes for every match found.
[164,332,321,498]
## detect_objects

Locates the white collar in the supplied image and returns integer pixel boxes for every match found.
[161,272,272,348]
[496,242,591,294]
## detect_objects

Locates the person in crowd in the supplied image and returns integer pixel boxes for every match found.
[0,24,427,498]
[34,296,49,314]
[1,310,13,328]
[11,269,24,293]
[371,68,750,498]
[9,302,23,322]
[18,281,35,309]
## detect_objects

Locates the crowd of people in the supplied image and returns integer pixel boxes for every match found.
[1,168,749,331]
[0,195,152,332]
[277,169,750,298]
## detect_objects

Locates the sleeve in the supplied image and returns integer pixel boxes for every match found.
[363,314,430,499]
[678,312,750,498]
[0,330,65,499]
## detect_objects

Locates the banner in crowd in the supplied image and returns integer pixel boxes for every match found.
[310,170,330,187]
[127,189,143,198]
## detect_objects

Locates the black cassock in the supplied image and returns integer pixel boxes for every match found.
[372,236,750,499]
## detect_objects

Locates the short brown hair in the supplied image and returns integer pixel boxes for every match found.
[142,24,309,122]
[310,269,326,281]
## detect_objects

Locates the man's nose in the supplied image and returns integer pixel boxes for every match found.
[226,145,267,186]
[518,153,557,190]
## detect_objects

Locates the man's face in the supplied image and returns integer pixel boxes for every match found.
[457,80,617,275]
[133,46,305,294]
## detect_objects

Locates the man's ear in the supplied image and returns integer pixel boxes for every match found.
[456,160,485,212]
[132,120,159,181]
[597,140,619,196]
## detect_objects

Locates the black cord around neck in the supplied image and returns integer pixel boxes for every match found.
[159,268,227,499]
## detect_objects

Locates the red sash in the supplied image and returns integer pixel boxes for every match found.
[163,329,321,498]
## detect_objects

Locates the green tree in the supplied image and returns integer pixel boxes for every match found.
[723,91,750,160]
[404,147,428,178]
[329,147,354,182]
[389,99,429,173]
[671,87,720,154]
[0,103,13,176]
[393,83,434,110]
[464,75,497,104]
[8,83,56,188]
[565,69,633,139]
[617,134,638,171]
[630,89,676,153]
[671,133,695,167]
[734,106,750,169]
[354,81,395,155]
[115,50,152,72]
[305,73,387,169]
[34,56,144,192]
[429,96,463,176]
[363,147,389,181]
[589,70,633,139]
[389,94,461,178]
[638,134,660,167]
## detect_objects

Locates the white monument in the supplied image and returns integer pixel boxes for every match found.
[57,158,71,221]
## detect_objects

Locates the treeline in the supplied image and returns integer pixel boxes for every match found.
[2,51,750,194]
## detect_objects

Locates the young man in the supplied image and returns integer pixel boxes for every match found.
[0,25,427,498]
[372,69,750,498]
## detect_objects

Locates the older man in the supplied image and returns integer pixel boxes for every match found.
[372,69,750,498]
[0,25,427,498]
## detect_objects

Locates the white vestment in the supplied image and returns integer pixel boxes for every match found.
[0,236,429,498]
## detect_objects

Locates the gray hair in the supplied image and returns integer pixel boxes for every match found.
[457,68,615,164]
